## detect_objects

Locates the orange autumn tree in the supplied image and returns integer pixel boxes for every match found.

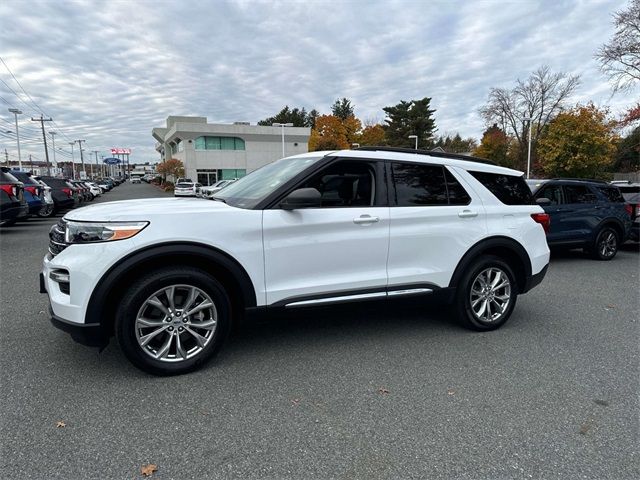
[309,115,362,151]
[357,124,386,146]
[156,158,185,181]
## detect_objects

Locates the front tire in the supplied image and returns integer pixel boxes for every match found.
[590,227,618,261]
[453,255,518,331]
[115,267,231,375]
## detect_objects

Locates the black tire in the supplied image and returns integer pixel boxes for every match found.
[115,267,231,375]
[38,204,55,218]
[589,227,619,261]
[452,255,518,331]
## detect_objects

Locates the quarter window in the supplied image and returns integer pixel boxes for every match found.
[468,171,533,205]
[597,187,624,203]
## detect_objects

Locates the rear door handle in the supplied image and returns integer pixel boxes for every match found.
[458,210,478,218]
[353,215,380,224]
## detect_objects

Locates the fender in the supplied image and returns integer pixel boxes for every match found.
[85,241,257,330]
[448,236,532,291]
[592,217,627,241]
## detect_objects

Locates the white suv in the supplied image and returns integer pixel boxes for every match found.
[41,148,550,375]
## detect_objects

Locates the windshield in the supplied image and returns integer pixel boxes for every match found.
[215,156,322,209]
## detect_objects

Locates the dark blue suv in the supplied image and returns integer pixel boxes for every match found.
[530,179,633,260]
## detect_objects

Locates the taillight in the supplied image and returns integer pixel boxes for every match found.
[62,188,72,197]
[531,213,550,234]
[24,186,38,196]
[624,204,633,218]
[0,184,18,198]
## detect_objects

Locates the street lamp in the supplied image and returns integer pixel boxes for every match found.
[523,117,533,179]
[272,122,294,158]
[8,108,22,170]
[408,134,418,150]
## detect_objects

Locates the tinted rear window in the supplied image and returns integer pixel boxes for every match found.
[469,171,533,205]
[9,171,39,185]
[391,162,471,206]
[176,183,193,188]
[597,187,624,203]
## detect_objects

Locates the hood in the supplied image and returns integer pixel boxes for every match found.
[65,197,231,222]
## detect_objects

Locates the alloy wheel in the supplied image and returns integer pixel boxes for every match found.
[135,284,218,362]
[599,231,617,258]
[469,267,511,323]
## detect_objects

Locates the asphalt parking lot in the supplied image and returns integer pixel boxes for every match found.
[0,181,638,479]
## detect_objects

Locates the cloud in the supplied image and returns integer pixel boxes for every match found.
[0,0,629,164]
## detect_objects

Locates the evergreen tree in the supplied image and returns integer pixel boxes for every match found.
[383,97,436,148]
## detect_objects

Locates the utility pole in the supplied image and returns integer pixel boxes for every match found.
[50,131,57,169]
[4,148,8,164]
[31,115,53,175]
[92,151,99,178]
[69,142,76,179]
[29,153,34,172]
[76,139,86,178]
[8,108,22,170]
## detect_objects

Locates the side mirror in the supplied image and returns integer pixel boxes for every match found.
[280,188,321,210]
[536,197,551,206]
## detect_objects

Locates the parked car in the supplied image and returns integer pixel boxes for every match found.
[176,177,192,184]
[34,178,55,217]
[174,181,199,197]
[200,179,238,199]
[0,168,28,226]
[42,147,550,375]
[531,178,632,259]
[95,178,113,192]
[70,181,92,202]
[612,181,640,242]
[8,170,44,216]
[83,182,102,198]
[131,177,141,184]
[38,176,78,212]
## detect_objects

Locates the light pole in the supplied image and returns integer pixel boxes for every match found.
[272,122,294,158]
[50,132,57,168]
[8,108,22,170]
[93,151,99,178]
[76,140,86,178]
[69,142,76,179]
[408,134,418,150]
[523,117,533,179]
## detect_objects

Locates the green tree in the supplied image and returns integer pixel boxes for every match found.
[432,133,478,153]
[614,126,640,172]
[331,98,355,120]
[538,104,618,178]
[307,109,320,128]
[258,106,313,127]
[383,97,437,148]
[474,124,514,167]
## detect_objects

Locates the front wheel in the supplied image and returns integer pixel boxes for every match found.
[589,227,618,261]
[115,267,231,375]
[453,255,518,331]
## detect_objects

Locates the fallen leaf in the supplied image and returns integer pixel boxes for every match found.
[606,304,615,309]
[594,399,609,406]
[56,421,66,428]
[447,389,456,396]
[141,464,158,477]
[579,423,591,435]
[291,399,300,406]
[378,387,390,395]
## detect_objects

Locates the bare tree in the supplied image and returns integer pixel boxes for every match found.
[479,66,580,169]
[595,0,640,93]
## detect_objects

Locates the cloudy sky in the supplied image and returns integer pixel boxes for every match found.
[0,0,630,165]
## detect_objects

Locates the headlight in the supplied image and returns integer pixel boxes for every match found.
[64,220,149,244]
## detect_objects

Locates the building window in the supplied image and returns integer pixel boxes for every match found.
[217,169,246,180]
[194,136,245,151]
[197,169,217,186]
[175,138,183,152]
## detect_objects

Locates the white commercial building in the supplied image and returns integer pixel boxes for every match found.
[152,116,311,185]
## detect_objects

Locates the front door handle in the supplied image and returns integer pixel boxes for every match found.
[353,215,380,224]
[458,210,478,218]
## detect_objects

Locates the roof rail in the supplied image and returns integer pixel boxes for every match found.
[354,146,496,166]
[550,178,608,184]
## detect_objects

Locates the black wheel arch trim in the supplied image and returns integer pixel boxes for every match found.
[85,241,257,329]
[448,236,534,292]
[593,218,627,241]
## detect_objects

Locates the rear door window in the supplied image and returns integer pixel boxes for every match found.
[391,162,448,206]
[563,185,597,204]
[468,171,533,205]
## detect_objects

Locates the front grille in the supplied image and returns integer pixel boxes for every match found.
[49,218,68,257]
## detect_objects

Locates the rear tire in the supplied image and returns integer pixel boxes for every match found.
[38,204,55,218]
[115,267,232,375]
[589,227,618,261]
[452,255,518,331]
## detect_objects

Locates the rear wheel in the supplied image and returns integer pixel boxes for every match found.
[453,255,518,331]
[589,227,618,261]
[38,204,55,217]
[115,267,231,375]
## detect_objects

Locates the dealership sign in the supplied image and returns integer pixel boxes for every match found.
[110,148,131,155]
[103,157,121,165]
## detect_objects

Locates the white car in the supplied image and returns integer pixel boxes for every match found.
[84,182,102,198]
[131,177,142,184]
[174,181,198,197]
[41,148,550,375]
[199,180,235,199]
